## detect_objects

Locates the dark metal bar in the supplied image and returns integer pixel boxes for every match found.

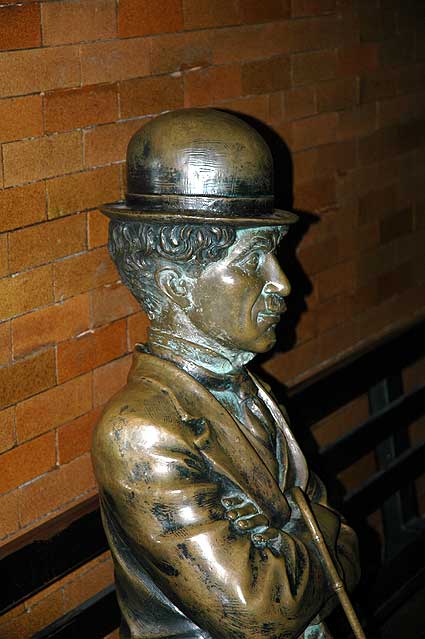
[0,496,107,615]
[343,442,425,520]
[320,384,425,474]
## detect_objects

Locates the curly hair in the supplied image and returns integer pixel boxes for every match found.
[108,221,237,320]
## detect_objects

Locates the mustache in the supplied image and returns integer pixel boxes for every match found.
[264,294,287,314]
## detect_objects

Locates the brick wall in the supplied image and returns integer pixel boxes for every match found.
[1,0,424,635]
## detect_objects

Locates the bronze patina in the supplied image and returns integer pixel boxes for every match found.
[92,108,361,639]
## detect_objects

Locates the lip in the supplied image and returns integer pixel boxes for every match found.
[257,311,283,323]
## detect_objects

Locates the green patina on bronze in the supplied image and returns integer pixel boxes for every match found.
[92,108,361,639]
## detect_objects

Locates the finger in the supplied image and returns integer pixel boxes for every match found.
[226,503,258,520]
[252,528,280,544]
[235,514,268,531]
[222,496,244,509]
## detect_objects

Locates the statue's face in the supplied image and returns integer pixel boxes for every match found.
[186,227,291,353]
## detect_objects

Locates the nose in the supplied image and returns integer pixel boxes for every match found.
[263,255,291,297]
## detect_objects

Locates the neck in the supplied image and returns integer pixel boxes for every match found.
[148,324,255,375]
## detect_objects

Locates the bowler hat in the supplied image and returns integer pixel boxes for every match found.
[102,108,298,227]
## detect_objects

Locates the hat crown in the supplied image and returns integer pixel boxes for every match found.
[126,108,273,201]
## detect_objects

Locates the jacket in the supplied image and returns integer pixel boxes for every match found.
[92,350,359,639]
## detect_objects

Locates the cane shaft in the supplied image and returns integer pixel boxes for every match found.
[292,487,367,639]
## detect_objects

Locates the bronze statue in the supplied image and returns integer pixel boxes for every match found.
[92,109,361,639]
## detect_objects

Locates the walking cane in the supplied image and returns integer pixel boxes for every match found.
[291,486,367,639]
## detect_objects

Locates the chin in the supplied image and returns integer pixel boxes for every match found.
[249,330,278,353]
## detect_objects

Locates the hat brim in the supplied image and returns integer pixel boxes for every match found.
[101,201,298,227]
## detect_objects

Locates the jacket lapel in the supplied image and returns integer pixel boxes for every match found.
[250,372,309,492]
[130,352,291,528]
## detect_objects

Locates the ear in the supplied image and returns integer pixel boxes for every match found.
[155,267,192,309]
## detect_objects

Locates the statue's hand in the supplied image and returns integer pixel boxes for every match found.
[222,495,285,556]
[222,495,269,532]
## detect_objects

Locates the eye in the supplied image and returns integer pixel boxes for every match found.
[235,252,262,274]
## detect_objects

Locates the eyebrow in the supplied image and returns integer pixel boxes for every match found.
[234,237,275,260]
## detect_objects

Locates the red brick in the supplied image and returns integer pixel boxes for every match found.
[0,406,15,454]
[339,222,380,261]
[3,131,83,188]
[378,259,415,302]
[291,0,335,17]
[355,242,397,286]
[0,591,62,639]
[58,408,102,464]
[239,0,290,23]
[18,453,95,526]
[54,247,117,300]
[316,294,351,333]
[57,319,127,383]
[338,43,379,76]
[293,176,336,212]
[0,234,8,278]
[358,6,396,43]
[0,431,55,494]
[378,92,425,129]
[8,214,86,273]
[12,294,90,359]
[80,38,150,85]
[0,350,56,416]
[219,95,270,122]
[380,36,415,68]
[119,0,183,37]
[183,0,239,29]
[184,64,242,107]
[317,259,355,301]
[91,282,139,327]
[316,77,357,113]
[241,56,290,95]
[289,15,340,53]
[93,355,132,406]
[127,311,150,349]
[264,338,321,386]
[380,208,414,244]
[360,67,401,104]
[63,554,113,612]
[0,265,53,322]
[0,45,80,99]
[0,490,19,539]
[298,236,340,275]
[47,166,121,218]
[0,319,11,368]
[0,4,41,51]
[292,49,337,86]
[348,280,380,317]
[120,75,184,119]
[212,22,290,65]
[291,112,338,151]
[268,91,284,124]
[150,30,212,75]
[83,120,144,168]
[0,182,46,234]
[284,86,316,121]
[16,373,92,443]
[44,84,118,134]
[337,102,376,141]
[358,126,400,166]
[41,0,116,46]
[88,210,109,249]
[0,95,43,143]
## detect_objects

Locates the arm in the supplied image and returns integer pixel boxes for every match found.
[93,406,344,639]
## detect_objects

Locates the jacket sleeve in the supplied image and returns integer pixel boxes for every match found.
[93,394,346,639]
